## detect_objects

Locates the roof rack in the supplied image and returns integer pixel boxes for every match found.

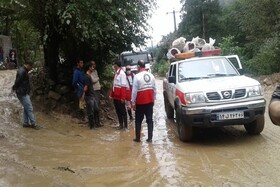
[174,48,222,60]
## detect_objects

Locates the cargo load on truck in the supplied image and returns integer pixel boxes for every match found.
[166,36,221,61]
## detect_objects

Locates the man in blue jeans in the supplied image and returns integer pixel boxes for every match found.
[12,61,38,129]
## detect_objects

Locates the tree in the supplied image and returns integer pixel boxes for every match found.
[177,0,222,41]
[226,0,280,74]
[231,0,280,56]
[1,0,156,82]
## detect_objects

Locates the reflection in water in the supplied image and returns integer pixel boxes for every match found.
[1,71,280,186]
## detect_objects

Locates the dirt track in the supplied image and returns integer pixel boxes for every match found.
[1,70,280,187]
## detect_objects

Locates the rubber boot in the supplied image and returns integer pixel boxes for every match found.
[124,115,128,129]
[134,123,141,142]
[128,109,133,120]
[95,112,102,127]
[116,112,124,130]
[147,123,153,142]
[88,115,95,129]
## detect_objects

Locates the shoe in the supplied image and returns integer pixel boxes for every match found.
[23,124,30,128]
[96,124,104,128]
[146,139,152,142]
[133,138,140,142]
[116,126,123,130]
[31,125,40,130]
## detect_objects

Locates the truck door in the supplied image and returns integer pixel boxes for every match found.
[225,55,243,74]
[167,64,177,108]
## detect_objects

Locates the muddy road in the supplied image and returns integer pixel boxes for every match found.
[1,69,280,187]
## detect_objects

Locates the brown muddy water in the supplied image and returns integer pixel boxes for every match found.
[1,70,280,187]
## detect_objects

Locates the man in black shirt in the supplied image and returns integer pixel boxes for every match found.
[12,61,38,129]
[84,62,99,129]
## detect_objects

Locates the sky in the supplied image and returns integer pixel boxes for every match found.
[147,0,183,47]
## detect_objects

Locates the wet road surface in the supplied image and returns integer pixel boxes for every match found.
[1,70,280,187]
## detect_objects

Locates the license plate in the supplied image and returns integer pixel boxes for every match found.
[216,111,244,120]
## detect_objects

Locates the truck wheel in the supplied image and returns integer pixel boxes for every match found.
[244,115,265,135]
[164,96,174,119]
[176,107,193,142]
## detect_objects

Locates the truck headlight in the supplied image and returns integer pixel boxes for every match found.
[185,92,206,104]
[248,85,263,97]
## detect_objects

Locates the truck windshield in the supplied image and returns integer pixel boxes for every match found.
[121,53,149,66]
[178,57,239,82]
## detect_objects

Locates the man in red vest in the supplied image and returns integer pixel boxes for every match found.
[132,60,156,142]
[110,60,128,130]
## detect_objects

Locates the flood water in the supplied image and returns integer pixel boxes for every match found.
[1,69,280,187]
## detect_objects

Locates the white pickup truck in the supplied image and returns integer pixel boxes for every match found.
[163,55,266,142]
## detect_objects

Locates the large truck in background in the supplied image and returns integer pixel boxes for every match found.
[119,51,152,74]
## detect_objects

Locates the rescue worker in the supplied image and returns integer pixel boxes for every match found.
[269,85,280,126]
[110,60,128,130]
[125,65,134,120]
[132,60,156,142]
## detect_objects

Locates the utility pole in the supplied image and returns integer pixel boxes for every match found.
[166,9,180,32]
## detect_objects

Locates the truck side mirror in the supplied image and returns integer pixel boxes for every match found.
[168,76,176,84]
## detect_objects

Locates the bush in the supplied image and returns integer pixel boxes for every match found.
[100,63,114,93]
[246,36,280,75]
[152,59,169,77]
[218,36,244,56]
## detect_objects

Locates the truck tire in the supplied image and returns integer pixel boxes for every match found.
[164,96,174,119]
[244,115,265,135]
[176,107,193,142]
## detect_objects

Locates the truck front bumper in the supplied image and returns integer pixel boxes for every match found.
[180,99,266,127]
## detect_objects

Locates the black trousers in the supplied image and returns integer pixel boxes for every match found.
[93,90,101,109]
[113,99,127,128]
[135,103,154,140]
[85,95,95,128]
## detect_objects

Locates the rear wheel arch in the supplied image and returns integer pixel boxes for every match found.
[163,91,174,119]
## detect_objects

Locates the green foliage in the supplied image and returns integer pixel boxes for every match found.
[154,33,177,64]
[1,0,157,82]
[227,0,280,57]
[178,0,222,40]
[155,0,280,76]
[218,36,244,56]
[152,59,170,77]
[100,63,114,92]
[246,35,280,75]
[10,20,41,65]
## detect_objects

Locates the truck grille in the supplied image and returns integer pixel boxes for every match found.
[207,92,221,100]
[206,89,246,101]
[233,89,246,98]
